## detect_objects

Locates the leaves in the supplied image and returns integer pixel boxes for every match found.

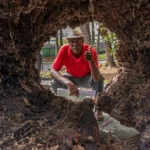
[100,24,118,55]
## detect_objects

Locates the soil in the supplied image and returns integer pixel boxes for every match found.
[43,56,56,62]
[0,56,120,150]
[99,65,119,83]
[0,86,99,150]
[1,0,149,149]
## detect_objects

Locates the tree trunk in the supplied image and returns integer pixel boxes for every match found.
[36,52,42,71]
[96,27,100,53]
[104,42,116,67]
[60,29,63,46]
[91,21,95,45]
[99,27,116,67]
[80,23,91,45]
[55,33,59,56]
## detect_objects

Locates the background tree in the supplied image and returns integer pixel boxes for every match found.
[96,26,100,52]
[80,23,91,45]
[60,29,63,46]
[99,24,117,67]
[55,33,59,56]
[91,21,95,45]
[36,52,42,71]
[54,29,63,56]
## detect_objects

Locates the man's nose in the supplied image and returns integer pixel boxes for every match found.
[72,42,78,46]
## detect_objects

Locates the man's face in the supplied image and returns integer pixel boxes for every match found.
[68,37,84,55]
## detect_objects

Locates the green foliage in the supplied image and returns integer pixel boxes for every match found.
[103,32,118,55]
[63,39,68,44]
[100,24,118,55]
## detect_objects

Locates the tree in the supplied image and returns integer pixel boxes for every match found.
[99,24,117,67]
[60,29,63,46]
[96,26,100,52]
[55,29,63,56]
[55,32,59,56]
[91,21,95,45]
[80,22,91,45]
[36,52,42,71]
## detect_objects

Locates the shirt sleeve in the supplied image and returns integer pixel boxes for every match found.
[51,46,66,71]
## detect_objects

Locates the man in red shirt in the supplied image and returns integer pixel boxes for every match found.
[50,28,104,98]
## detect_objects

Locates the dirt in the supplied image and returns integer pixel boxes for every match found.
[0,0,149,149]
[0,86,100,150]
[42,56,56,63]
[0,56,120,150]
[99,65,119,83]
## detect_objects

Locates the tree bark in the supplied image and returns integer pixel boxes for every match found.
[99,27,116,67]
[91,21,95,45]
[36,54,41,72]
[80,23,91,45]
[104,42,116,67]
[55,33,59,56]
[96,27,100,53]
[60,29,63,46]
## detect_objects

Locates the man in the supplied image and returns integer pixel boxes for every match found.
[50,27,104,96]
[50,28,104,120]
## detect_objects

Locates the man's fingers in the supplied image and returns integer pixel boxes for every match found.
[69,89,74,96]
[75,90,79,98]
[73,90,79,97]
[89,45,93,52]
[89,45,96,52]
[69,89,79,98]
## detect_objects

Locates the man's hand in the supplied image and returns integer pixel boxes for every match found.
[67,81,79,97]
[84,45,94,62]
[84,51,94,62]
[84,45,101,82]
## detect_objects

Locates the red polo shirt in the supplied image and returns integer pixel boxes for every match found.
[52,44,99,77]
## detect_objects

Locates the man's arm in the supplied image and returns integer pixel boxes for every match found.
[50,69,79,97]
[50,68,69,85]
[84,49,101,82]
[89,60,101,82]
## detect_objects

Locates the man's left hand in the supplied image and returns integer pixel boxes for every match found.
[84,51,94,62]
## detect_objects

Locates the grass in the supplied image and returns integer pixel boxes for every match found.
[40,71,51,78]
[40,69,66,79]
[98,53,106,60]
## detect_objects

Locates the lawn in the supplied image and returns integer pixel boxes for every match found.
[98,53,106,60]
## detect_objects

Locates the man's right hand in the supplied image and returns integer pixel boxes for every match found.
[67,81,79,97]
[50,69,79,97]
